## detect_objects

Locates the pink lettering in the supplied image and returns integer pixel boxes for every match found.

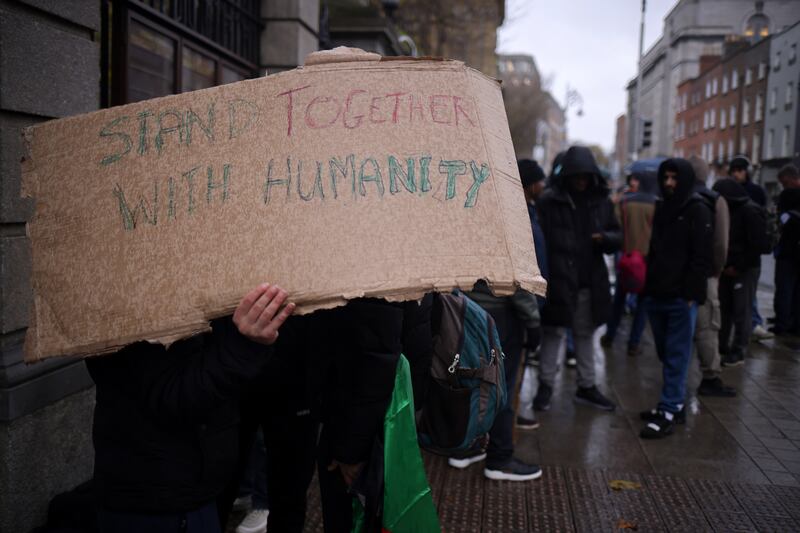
[277,85,311,136]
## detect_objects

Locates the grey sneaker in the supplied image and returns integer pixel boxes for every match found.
[516,414,540,430]
[484,458,542,481]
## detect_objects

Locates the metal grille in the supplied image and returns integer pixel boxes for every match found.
[136,0,261,65]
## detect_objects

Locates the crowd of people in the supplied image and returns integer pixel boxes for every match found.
[77,148,800,533]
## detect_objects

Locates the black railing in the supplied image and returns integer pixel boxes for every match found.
[137,0,261,65]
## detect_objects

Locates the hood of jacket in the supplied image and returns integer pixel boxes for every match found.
[778,187,800,212]
[713,178,750,208]
[657,158,696,207]
[551,146,608,196]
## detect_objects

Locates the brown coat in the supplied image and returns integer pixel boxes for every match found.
[617,197,655,256]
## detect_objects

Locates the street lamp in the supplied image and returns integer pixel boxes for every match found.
[565,85,584,117]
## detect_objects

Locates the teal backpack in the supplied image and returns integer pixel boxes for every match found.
[417,291,507,455]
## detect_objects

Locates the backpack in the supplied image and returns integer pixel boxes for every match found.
[745,200,772,255]
[618,199,647,293]
[416,291,507,455]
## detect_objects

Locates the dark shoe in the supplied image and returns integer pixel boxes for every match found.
[627,344,641,357]
[721,352,745,367]
[575,386,616,411]
[533,383,552,411]
[697,377,737,397]
[516,414,540,430]
[640,407,686,425]
[484,458,542,481]
[640,410,675,439]
[565,350,577,368]
[600,334,613,348]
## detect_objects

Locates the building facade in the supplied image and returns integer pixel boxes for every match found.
[762,19,800,193]
[626,0,800,161]
[674,35,771,177]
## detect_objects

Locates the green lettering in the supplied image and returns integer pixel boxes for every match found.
[465,161,490,208]
[388,156,416,194]
[99,116,132,166]
[439,160,467,200]
[358,157,385,197]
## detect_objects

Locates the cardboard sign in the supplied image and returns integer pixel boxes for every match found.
[21,47,546,362]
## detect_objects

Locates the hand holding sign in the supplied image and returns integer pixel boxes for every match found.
[233,284,295,345]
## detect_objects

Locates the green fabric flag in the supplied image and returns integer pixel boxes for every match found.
[352,354,441,533]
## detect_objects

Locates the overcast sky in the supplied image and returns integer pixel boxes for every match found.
[497,0,677,153]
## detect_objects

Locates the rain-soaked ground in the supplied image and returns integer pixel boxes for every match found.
[297,284,800,532]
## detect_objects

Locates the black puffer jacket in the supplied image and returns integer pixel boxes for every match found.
[537,146,622,327]
[86,317,270,513]
[645,158,713,304]
[776,188,800,264]
[713,178,767,272]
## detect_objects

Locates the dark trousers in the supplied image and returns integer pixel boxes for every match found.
[646,297,698,414]
[484,304,524,468]
[774,258,800,333]
[98,502,219,533]
[238,428,268,510]
[606,279,648,348]
[719,269,755,357]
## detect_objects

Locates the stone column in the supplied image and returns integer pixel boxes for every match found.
[260,0,320,73]
[0,1,100,530]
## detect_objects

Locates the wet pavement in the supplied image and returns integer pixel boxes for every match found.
[297,287,800,532]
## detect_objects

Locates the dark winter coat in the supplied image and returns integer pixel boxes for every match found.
[536,146,622,327]
[776,188,800,264]
[713,178,767,272]
[645,158,713,304]
[86,317,270,513]
[527,202,549,280]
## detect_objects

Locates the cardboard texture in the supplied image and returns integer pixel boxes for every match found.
[21,47,546,362]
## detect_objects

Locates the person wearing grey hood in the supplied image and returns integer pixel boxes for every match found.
[534,146,621,412]
[688,156,736,397]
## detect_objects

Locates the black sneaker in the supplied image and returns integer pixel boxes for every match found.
[484,458,542,481]
[533,383,552,411]
[721,352,745,367]
[640,407,686,425]
[640,410,675,439]
[575,386,616,411]
[697,377,737,397]
[516,414,540,430]
[565,350,577,368]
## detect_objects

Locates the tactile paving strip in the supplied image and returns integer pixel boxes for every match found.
[436,462,484,532]
[482,479,528,532]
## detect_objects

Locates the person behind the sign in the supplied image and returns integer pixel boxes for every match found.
[86,283,294,533]
[534,145,621,413]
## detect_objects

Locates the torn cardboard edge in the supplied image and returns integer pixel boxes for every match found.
[27,276,546,361]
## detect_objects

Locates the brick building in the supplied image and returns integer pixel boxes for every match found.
[674,35,771,174]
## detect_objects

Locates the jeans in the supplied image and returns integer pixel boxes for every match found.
[646,297,698,414]
[539,289,597,390]
[238,429,268,510]
[484,302,524,467]
[606,279,648,348]
[719,269,755,357]
[774,258,800,332]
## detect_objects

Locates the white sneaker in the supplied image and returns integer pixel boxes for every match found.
[448,452,487,469]
[236,508,269,533]
[751,325,774,340]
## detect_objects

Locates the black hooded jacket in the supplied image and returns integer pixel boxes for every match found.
[537,146,622,327]
[776,188,800,263]
[713,178,767,272]
[645,158,713,304]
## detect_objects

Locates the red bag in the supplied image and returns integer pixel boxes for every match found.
[618,200,647,294]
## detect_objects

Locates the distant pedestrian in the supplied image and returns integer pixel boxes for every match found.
[728,156,772,341]
[601,166,657,357]
[771,164,800,336]
[534,146,621,413]
[688,156,736,397]
[640,158,712,439]
[713,178,769,366]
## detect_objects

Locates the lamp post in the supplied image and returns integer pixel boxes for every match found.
[563,84,584,149]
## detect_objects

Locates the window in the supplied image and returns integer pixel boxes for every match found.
[740,137,748,156]
[722,74,729,94]
[787,82,795,107]
[743,98,750,125]
[710,142,715,160]
[791,44,797,64]
[703,110,709,130]
[711,108,717,128]
[774,51,781,71]
[705,81,712,98]
[127,19,176,102]
[712,77,718,94]
[728,139,734,159]
[766,129,774,159]
[719,141,725,161]
[783,126,791,157]
[732,68,739,89]
[730,104,737,126]
[753,133,760,164]
[771,87,778,110]
[758,62,767,79]
[745,68,752,85]
[755,93,763,121]
[682,93,687,110]
[720,108,727,128]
